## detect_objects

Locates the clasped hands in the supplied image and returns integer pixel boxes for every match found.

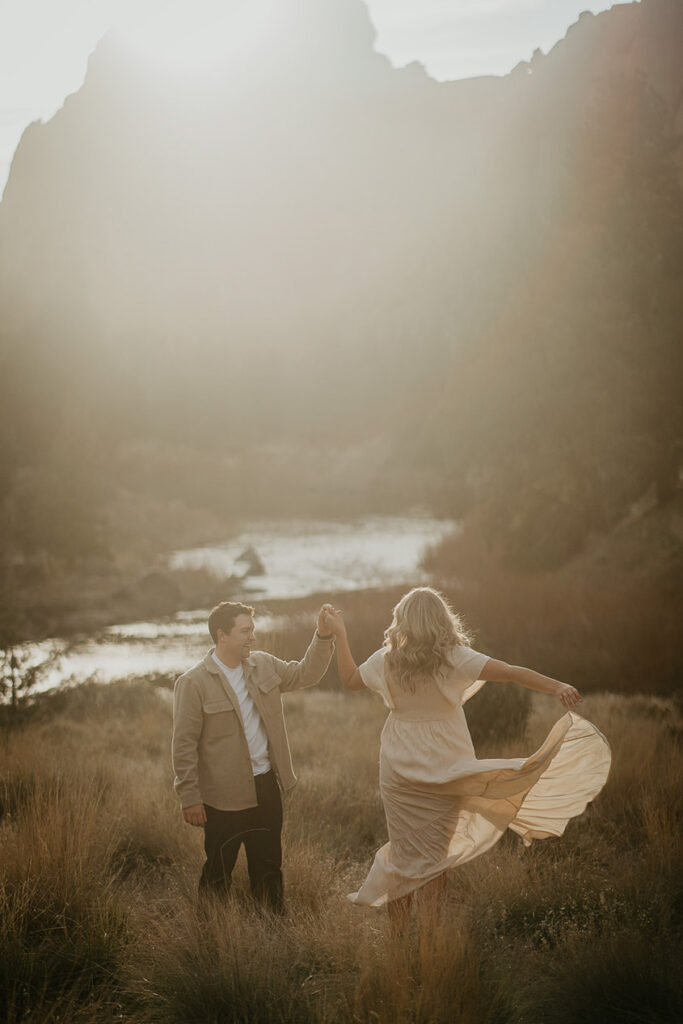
[318,603,345,638]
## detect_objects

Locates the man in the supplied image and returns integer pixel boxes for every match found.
[172,600,335,911]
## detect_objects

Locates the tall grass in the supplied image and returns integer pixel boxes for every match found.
[1,677,681,1023]
[421,528,681,695]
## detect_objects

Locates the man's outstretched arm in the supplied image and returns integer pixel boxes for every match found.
[271,606,336,692]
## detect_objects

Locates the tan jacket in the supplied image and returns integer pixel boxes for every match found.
[172,632,334,811]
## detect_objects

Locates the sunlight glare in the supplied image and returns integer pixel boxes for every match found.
[112,0,280,75]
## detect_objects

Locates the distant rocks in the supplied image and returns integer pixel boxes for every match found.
[236,546,265,577]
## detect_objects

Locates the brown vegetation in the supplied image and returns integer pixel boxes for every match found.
[1,673,680,1023]
[421,524,682,696]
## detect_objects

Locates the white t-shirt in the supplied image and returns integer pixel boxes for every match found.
[211,653,271,775]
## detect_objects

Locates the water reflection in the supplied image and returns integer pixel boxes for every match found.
[23,611,297,694]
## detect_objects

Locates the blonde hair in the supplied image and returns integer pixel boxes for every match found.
[384,587,473,692]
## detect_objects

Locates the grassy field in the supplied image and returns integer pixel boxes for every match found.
[1,667,681,1024]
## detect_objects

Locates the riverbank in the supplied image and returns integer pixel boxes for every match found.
[5,502,681,701]
[7,569,681,702]
[3,515,452,643]
[4,561,239,641]
[1,677,681,1024]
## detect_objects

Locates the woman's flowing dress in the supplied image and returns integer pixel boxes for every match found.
[348,646,611,907]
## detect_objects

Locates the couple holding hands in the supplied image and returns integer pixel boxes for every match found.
[172,588,610,917]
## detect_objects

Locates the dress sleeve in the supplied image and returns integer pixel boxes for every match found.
[449,645,490,704]
[357,648,394,708]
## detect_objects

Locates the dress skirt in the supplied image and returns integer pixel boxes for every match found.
[347,709,611,907]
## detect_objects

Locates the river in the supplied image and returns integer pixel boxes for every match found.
[19,515,455,694]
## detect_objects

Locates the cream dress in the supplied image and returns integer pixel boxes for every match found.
[348,645,611,907]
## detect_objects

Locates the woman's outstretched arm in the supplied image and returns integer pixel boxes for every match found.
[320,605,366,691]
[480,658,582,709]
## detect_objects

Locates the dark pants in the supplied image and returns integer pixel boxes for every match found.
[199,770,284,912]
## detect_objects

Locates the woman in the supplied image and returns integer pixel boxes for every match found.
[320,588,611,916]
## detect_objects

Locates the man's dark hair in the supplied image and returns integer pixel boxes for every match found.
[208,601,255,643]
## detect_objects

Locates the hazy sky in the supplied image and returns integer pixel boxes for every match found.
[0,0,631,197]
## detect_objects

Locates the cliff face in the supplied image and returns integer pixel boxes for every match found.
[540,1,683,143]
[1,1,679,386]
[0,0,496,439]
[0,0,681,564]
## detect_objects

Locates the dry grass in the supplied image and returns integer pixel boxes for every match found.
[422,529,682,695]
[1,676,681,1024]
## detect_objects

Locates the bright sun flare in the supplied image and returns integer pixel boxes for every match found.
[113,0,280,74]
